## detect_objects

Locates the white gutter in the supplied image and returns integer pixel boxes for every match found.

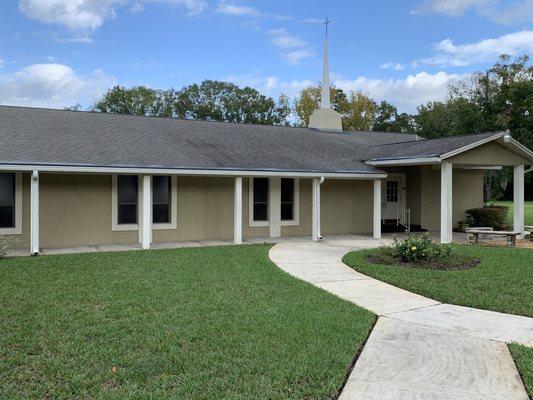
[0,164,387,180]
[367,157,441,166]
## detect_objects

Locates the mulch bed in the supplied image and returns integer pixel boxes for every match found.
[366,253,480,271]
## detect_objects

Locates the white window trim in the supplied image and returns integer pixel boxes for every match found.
[248,177,299,228]
[0,172,22,235]
[281,178,299,227]
[111,175,140,231]
[112,175,178,231]
[153,176,178,230]
[248,177,269,227]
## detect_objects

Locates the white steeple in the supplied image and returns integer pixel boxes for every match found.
[321,18,331,109]
[309,17,342,131]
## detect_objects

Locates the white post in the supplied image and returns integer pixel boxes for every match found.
[30,170,39,255]
[140,175,152,250]
[440,162,453,244]
[234,177,242,244]
[514,165,524,238]
[373,180,382,239]
[312,178,323,241]
[269,177,281,238]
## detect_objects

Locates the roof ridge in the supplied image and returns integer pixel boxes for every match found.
[367,131,503,149]
[0,104,322,133]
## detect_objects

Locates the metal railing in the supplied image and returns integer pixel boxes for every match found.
[397,207,411,232]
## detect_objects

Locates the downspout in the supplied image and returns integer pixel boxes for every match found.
[317,177,325,239]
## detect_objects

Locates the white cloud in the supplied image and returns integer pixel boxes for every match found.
[333,71,467,113]
[227,70,467,113]
[380,62,405,71]
[0,59,4,69]
[18,0,206,30]
[284,49,315,65]
[266,28,315,65]
[19,0,125,30]
[417,30,533,67]
[129,2,145,13]
[417,0,493,16]
[0,63,116,108]
[301,18,323,24]
[267,28,306,49]
[415,0,533,24]
[216,1,260,16]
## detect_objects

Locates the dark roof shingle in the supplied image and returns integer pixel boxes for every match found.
[0,106,418,174]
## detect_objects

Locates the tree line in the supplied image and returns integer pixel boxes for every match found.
[70,54,532,200]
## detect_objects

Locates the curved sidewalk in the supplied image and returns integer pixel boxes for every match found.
[269,236,532,400]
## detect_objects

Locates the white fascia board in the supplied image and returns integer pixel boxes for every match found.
[506,138,533,161]
[367,157,441,166]
[0,164,387,180]
[439,132,504,160]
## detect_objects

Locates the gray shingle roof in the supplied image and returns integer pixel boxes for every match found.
[2,106,525,173]
[364,132,504,161]
[0,106,418,175]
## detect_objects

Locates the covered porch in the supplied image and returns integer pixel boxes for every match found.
[367,131,532,244]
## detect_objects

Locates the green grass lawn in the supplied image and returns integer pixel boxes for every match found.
[343,245,533,317]
[489,200,533,226]
[508,344,533,398]
[0,245,375,399]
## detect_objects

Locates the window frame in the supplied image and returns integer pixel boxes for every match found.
[280,178,299,227]
[0,172,22,235]
[248,177,269,227]
[112,175,178,231]
[112,175,140,231]
[152,176,178,230]
[248,178,299,228]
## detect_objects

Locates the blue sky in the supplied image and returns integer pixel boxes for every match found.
[0,0,531,113]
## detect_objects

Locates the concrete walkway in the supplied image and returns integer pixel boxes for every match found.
[269,236,532,400]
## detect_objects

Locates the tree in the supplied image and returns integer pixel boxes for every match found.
[372,101,415,133]
[341,91,376,131]
[293,85,347,126]
[93,86,159,116]
[93,81,291,126]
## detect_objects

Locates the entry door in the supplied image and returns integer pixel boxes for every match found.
[382,174,406,220]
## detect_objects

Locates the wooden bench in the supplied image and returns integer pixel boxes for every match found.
[467,229,520,246]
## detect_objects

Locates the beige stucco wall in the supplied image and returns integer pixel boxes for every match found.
[321,179,373,236]
[447,141,529,166]
[420,166,484,231]
[10,167,483,249]
[153,177,234,242]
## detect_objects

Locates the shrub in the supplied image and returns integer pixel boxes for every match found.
[0,236,18,259]
[465,205,509,229]
[391,233,451,263]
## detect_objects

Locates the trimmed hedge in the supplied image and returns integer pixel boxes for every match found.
[466,205,509,229]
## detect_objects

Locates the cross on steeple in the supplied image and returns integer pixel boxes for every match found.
[324,17,330,36]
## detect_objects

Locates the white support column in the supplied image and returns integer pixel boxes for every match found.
[373,180,382,239]
[140,175,152,250]
[514,165,524,238]
[440,162,453,244]
[30,170,39,255]
[234,177,243,244]
[269,177,281,238]
[312,178,323,241]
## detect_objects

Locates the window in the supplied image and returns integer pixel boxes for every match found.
[281,178,294,221]
[153,176,171,224]
[252,178,269,222]
[117,175,138,225]
[249,178,299,228]
[386,180,398,203]
[0,173,15,228]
